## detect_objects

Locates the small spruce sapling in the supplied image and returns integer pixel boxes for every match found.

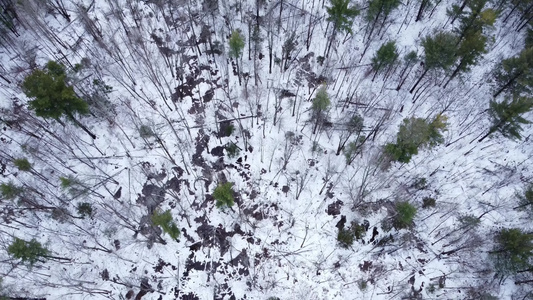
[7,238,50,266]
[13,158,31,171]
[213,182,235,209]
[0,182,22,199]
[151,209,180,240]
[311,85,331,134]
[394,201,417,229]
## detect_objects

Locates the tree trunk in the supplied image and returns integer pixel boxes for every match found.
[416,0,429,22]
[443,59,465,88]
[409,68,428,94]
[66,113,97,139]
[478,129,494,142]
[450,0,468,25]
[366,10,382,42]
[493,71,523,97]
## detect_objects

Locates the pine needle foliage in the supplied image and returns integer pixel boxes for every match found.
[213,182,235,209]
[7,238,50,266]
[493,47,533,97]
[516,183,533,214]
[21,61,89,120]
[480,96,533,141]
[13,158,31,171]
[326,0,360,34]
[385,115,447,163]
[491,228,533,274]
[421,32,458,72]
[151,209,180,240]
[371,41,398,78]
[394,202,417,229]
[0,182,22,200]
[228,30,245,58]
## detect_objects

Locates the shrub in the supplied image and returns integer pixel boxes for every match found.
[213,182,235,209]
[385,115,447,163]
[411,177,427,190]
[60,176,79,189]
[0,182,22,199]
[337,228,355,248]
[394,202,417,229]
[77,202,94,219]
[7,238,49,266]
[422,197,436,209]
[139,125,155,138]
[337,221,366,248]
[13,158,31,171]
[151,209,180,240]
[225,142,240,158]
[358,280,368,291]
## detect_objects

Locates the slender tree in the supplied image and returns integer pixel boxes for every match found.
[21,61,96,139]
[311,85,331,134]
[396,51,418,91]
[490,228,533,274]
[416,0,433,21]
[478,96,533,142]
[454,0,495,45]
[493,47,533,97]
[409,32,458,93]
[370,41,399,81]
[325,0,360,57]
[385,115,447,163]
[229,30,245,85]
[337,114,364,155]
[443,31,488,88]
[8,237,50,266]
[365,0,401,40]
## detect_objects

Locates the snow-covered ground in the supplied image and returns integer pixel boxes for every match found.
[0,0,531,299]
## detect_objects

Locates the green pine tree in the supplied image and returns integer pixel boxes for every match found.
[7,237,50,266]
[416,0,433,22]
[385,115,447,163]
[365,0,401,39]
[327,0,360,34]
[490,228,533,274]
[0,182,22,200]
[21,61,96,139]
[371,41,398,81]
[13,158,31,171]
[410,32,458,93]
[454,0,495,44]
[478,96,533,142]
[443,30,488,88]
[311,85,331,134]
[325,0,360,57]
[493,47,533,97]
[228,30,245,85]
[213,182,235,209]
[228,30,245,59]
[515,183,533,213]
[151,209,180,240]
[394,202,417,229]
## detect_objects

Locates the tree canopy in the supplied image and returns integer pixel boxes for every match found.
[8,238,50,266]
[21,61,89,120]
[326,0,360,34]
[478,95,533,142]
[228,30,245,59]
[491,228,533,274]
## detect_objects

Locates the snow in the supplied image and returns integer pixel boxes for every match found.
[0,0,532,299]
